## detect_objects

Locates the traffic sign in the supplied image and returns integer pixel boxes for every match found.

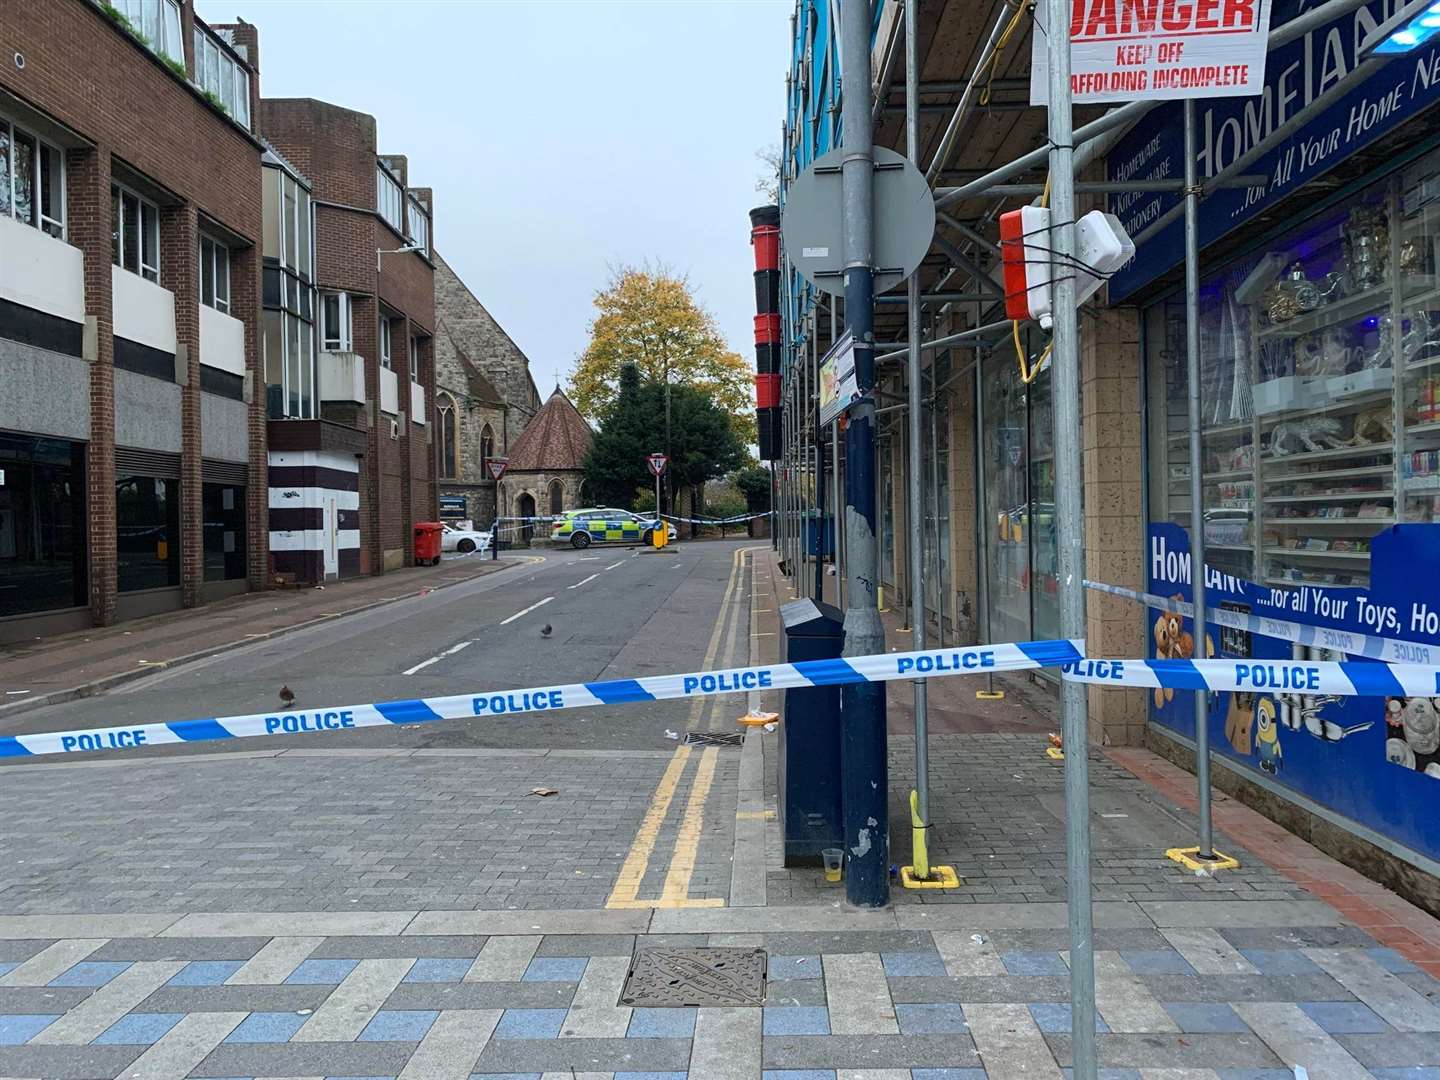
[647,453,668,477]
[486,457,508,481]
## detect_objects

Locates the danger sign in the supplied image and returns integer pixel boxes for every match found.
[1031,0,1272,105]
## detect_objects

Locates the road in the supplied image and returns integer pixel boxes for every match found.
[1,539,759,756]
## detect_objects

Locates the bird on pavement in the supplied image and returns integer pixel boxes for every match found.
[279,685,296,708]
[540,624,552,638]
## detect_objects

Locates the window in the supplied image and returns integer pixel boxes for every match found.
[409,334,421,381]
[203,483,246,581]
[0,433,86,617]
[376,164,404,235]
[111,0,183,64]
[437,394,458,480]
[320,292,351,351]
[380,318,393,370]
[549,480,564,516]
[111,182,159,282]
[407,197,430,254]
[480,424,495,469]
[0,116,64,238]
[191,24,251,128]
[116,474,179,592]
[199,236,229,313]
[261,161,318,419]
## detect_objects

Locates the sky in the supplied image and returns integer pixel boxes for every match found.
[196,0,792,396]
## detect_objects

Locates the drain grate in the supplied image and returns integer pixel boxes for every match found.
[685,731,745,747]
[621,947,767,1007]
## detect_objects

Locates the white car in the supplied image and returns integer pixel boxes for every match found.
[441,522,491,555]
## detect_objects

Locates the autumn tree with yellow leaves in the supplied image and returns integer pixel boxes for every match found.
[569,267,753,438]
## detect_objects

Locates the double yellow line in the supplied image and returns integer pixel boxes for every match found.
[606,546,753,909]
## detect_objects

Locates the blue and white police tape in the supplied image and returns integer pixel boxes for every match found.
[0,638,1084,759]
[660,511,772,525]
[1085,580,1439,665]
[1060,655,1440,698]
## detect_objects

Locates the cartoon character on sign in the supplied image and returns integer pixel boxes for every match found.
[1385,695,1440,777]
[1225,691,1254,755]
[1254,697,1282,775]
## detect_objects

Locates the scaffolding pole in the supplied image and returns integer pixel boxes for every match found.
[1042,0,1098,1075]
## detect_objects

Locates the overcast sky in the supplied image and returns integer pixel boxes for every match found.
[196,0,791,395]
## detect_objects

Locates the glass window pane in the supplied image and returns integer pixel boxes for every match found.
[205,38,220,95]
[262,169,280,258]
[235,69,250,128]
[12,129,35,226]
[283,176,297,273]
[140,199,158,280]
[111,185,121,266]
[161,0,181,61]
[121,192,139,273]
[116,474,179,592]
[220,56,235,115]
[200,238,215,306]
[215,247,228,310]
[141,0,159,49]
[0,123,10,217]
[287,313,301,416]
[264,309,283,418]
[194,27,204,74]
[298,190,311,280]
[300,320,314,418]
[39,144,63,236]
[203,482,246,581]
[0,433,87,616]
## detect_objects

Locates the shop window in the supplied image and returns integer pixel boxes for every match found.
[111,182,159,283]
[0,434,86,617]
[200,235,229,314]
[1143,154,1440,591]
[437,394,458,480]
[116,475,179,592]
[202,483,246,581]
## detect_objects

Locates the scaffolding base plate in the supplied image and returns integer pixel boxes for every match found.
[975,690,1005,700]
[900,865,962,889]
[1045,746,1064,760]
[1166,846,1240,872]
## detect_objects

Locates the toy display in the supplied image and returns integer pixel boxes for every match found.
[1385,696,1440,778]
[1269,417,1347,456]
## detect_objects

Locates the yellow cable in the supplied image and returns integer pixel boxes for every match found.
[980,0,1029,107]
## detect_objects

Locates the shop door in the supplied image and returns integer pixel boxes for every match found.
[323,497,339,579]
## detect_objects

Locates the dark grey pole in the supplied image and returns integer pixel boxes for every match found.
[1043,0,1098,1074]
[839,0,888,908]
[1183,99,1214,859]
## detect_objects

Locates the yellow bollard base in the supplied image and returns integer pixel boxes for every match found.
[738,711,779,728]
[975,690,1005,700]
[1045,746,1064,760]
[901,865,962,889]
[1166,846,1240,871]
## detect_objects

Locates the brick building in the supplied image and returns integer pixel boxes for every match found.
[433,252,540,526]
[0,0,266,644]
[240,71,437,579]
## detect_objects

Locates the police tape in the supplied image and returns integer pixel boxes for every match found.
[1084,580,1439,665]
[660,511,772,525]
[0,638,1084,759]
[1059,655,1440,698]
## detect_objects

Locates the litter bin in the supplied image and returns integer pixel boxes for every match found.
[778,597,845,866]
[803,512,834,557]
[413,521,443,566]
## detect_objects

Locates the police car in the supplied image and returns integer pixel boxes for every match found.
[550,508,676,549]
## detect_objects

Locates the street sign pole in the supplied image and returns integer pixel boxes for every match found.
[838,0,888,909]
[647,454,668,532]
[1043,0,1098,1075]
[487,457,508,561]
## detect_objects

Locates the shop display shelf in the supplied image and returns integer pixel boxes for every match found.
[1205,542,1255,552]
[1263,515,1395,526]
[1258,442,1393,467]
[1202,468,1254,482]
[1404,353,1440,372]
[1404,474,1440,491]
[1263,463,1391,483]
[1256,283,1392,343]
[1266,490,1393,503]
[1264,574,1370,588]
[1257,387,1393,423]
[1408,421,1440,436]
[1168,422,1251,442]
[1264,546,1371,560]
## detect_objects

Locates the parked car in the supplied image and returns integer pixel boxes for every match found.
[550,508,676,548]
[441,522,491,554]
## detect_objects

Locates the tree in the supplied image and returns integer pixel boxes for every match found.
[734,464,772,514]
[754,143,782,202]
[583,368,747,516]
[569,267,753,440]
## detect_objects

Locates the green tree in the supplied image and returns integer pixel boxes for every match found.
[569,267,754,440]
[734,465,773,513]
[583,363,654,508]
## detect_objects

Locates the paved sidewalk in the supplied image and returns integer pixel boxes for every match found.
[0,554,522,713]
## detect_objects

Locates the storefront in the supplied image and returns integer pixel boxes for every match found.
[0,432,86,621]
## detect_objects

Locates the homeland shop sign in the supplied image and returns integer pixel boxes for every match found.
[1031,0,1274,105]
[1108,0,1440,297]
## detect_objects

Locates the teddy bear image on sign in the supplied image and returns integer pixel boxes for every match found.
[1151,599,1215,710]
[1384,696,1440,778]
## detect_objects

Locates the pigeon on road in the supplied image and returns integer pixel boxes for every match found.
[540,624,552,638]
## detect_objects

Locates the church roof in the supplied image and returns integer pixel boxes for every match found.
[506,386,593,472]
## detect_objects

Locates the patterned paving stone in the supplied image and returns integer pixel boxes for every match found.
[285,958,362,984]
[1162,1003,1251,1034]
[763,1005,831,1036]
[912,1071,988,1080]
[762,1072,836,1080]
[167,960,246,986]
[770,955,822,980]
[627,1006,697,1038]
[358,1009,440,1041]
[615,1073,688,1080]
[894,1003,967,1035]
[1120,950,1196,977]
[0,1013,59,1044]
[1367,949,1422,974]
[223,1010,308,1043]
[881,952,947,977]
[90,1010,183,1044]
[0,963,17,979]
[1004,951,1070,976]
[404,958,475,983]
[1235,950,1322,976]
[47,961,131,987]
[494,1008,568,1040]
[1029,1002,1111,1033]
[523,957,589,982]
[1298,1000,1390,1034]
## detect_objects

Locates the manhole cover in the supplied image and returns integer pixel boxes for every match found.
[685,731,745,747]
[621,947,767,1007]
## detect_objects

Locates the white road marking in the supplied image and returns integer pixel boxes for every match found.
[500,596,554,625]
[567,574,600,590]
[605,561,625,570]
[403,640,474,676]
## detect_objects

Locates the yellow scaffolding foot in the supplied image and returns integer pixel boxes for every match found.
[1166,846,1240,871]
[738,711,778,728]
[901,864,962,889]
[1045,746,1065,760]
[976,689,1005,700]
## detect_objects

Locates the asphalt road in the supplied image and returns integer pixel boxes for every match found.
[0,539,759,762]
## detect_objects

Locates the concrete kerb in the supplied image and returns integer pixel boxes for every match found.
[0,559,529,723]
